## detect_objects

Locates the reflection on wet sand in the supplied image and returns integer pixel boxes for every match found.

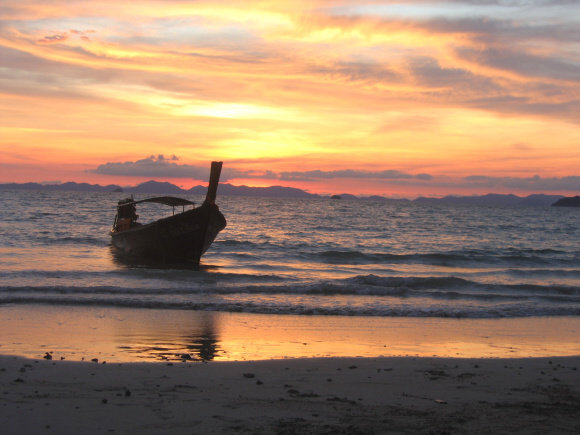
[117,311,221,362]
[185,313,220,361]
[2,305,580,363]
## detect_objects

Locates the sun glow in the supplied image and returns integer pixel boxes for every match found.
[176,102,293,120]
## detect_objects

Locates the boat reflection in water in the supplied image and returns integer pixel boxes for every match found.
[108,244,221,272]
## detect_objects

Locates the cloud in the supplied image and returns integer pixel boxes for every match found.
[308,61,401,84]
[89,158,435,183]
[37,34,69,44]
[457,47,580,83]
[278,169,432,182]
[257,170,580,193]
[89,155,249,181]
[463,175,580,191]
[36,29,96,45]
[69,156,580,194]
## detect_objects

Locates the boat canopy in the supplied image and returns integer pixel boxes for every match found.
[132,196,195,207]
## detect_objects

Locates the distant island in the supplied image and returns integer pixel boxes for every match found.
[552,196,580,207]
[0,180,575,207]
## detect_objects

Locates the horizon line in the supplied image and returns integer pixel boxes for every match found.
[1,179,576,202]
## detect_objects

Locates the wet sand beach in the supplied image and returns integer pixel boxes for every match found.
[2,306,580,362]
[1,307,580,434]
[2,354,579,434]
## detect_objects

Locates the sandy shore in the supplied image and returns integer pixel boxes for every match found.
[1,355,579,434]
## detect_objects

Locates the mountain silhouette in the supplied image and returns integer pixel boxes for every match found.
[0,180,567,206]
[552,196,580,207]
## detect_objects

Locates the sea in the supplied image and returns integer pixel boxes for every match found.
[1,189,579,360]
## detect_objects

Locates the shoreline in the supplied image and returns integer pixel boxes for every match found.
[1,305,580,363]
[2,354,579,434]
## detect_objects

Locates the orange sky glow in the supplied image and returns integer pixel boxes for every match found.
[1,0,579,197]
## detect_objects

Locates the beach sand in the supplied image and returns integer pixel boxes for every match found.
[1,354,579,434]
[2,306,580,433]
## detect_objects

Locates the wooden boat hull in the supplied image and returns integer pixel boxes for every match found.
[110,202,226,263]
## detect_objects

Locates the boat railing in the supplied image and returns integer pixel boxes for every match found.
[113,196,197,232]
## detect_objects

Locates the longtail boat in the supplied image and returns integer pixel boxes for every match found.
[110,161,226,263]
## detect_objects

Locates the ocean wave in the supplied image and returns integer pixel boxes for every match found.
[58,236,108,246]
[312,250,577,267]
[0,269,289,283]
[506,268,580,278]
[32,235,110,247]
[1,273,578,301]
[343,274,580,295]
[1,294,579,318]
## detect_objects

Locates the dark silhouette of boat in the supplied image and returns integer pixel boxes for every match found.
[110,162,226,263]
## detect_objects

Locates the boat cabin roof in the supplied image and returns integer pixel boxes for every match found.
[132,196,195,207]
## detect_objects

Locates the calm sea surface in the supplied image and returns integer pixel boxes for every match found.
[0,190,579,319]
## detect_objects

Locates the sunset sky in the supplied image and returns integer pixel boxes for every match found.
[1,0,579,197]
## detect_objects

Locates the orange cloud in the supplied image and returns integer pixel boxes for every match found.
[37,33,69,44]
